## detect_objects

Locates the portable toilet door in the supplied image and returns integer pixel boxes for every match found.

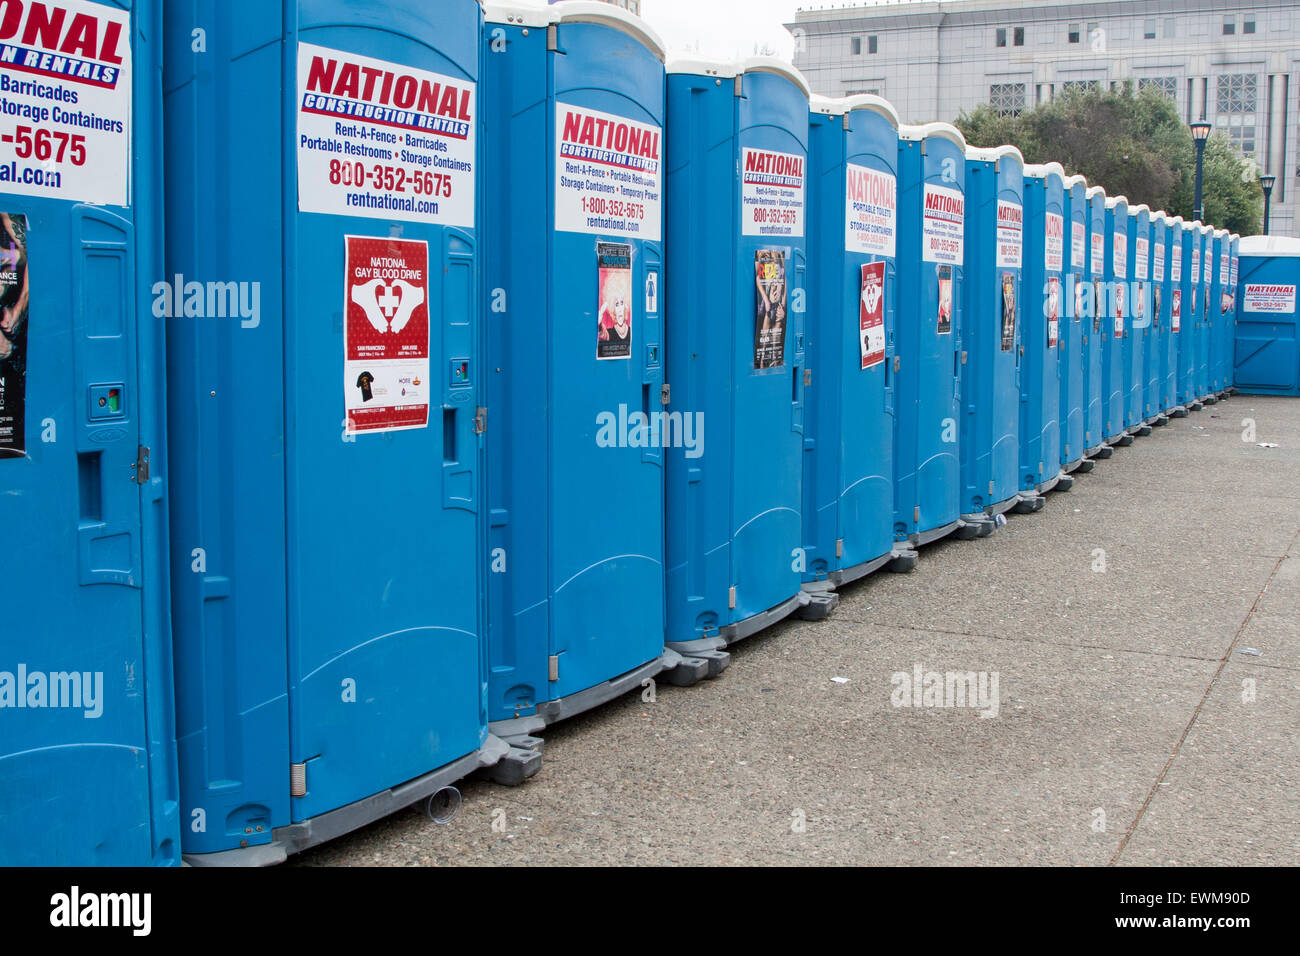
[1060,174,1089,474]
[1103,196,1129,445]
[1212,228,1232,396]
[483,3,679,726]
[1166,217,1189,415]
[1234,235,1300,395]
[895,123,967,547]
[1185,223,1206,406]
[1083,186,1109,459]
[1019,162,1066,503]
[1149,213,1172,418]
[165,0,502,863]
[801,93,912,600]
[0,0,178,867]
[1177,220,1199,408]
[1198,224,1216,402]
[957,145,1023,534]
[1227,233,1240,392]
[1146,212,1168,423]
[1124,204,1150,436]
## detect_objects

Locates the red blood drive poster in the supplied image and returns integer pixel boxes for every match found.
[860,262,886,369]
[344,235,431,434]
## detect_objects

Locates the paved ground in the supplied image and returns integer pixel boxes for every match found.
[300,394,1300,866]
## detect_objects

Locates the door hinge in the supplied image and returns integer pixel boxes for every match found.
[728,586,737,610]
[835,538,844,559]
[734,75,744,97]
[547,23,558,51]
[894,356,901,373]
[473,407,487,434]
[913,505,921,523]
[132,445,150,484]
[961,350,968,365]
[548,655,559,682]
[803,369,812,387]
[291,762,307,798]
[660,383,671,406]
[988,480,994,495]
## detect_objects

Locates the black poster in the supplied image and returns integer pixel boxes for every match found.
[1000,272,1016,351]
[754,249,788,369]
[0,213,29,459]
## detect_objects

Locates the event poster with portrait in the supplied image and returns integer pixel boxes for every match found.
[1047,276,1060,348]
[0,213,29,459]
[1154,285,1162,328]
[937,265,953,336]
[1093,280,1103,334]
[597,242,634,360]
[1171,289,1182,332]
[754,249,788,369]
[1001,272,1016,351]
[859,262,886,369]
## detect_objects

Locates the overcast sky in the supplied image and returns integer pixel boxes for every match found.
[640,0,802,60]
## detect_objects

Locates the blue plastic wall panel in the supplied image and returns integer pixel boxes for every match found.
[1123,207,1148,429]
[1149,219,1174,415]
[1083,193,1107,453]
[485,14,666,715]
[1210,233,1230,392]
[1020,168,1062,491]
[959,152,1021,515]
[0,0,178,866]
[802,104,897,581]
[1059,182,1086,468]
[164,0,487,855]
[1177,225,1198,405]
[1196,229,1212,398]
[1227,235,1240,389]
[1101,200,1127,441]
[1235,252,1300,395]
[894,132,964,542]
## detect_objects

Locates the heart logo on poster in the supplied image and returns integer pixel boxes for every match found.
[861,279,882,317]
[351,278,425,334]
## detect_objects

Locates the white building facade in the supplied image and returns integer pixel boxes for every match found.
[789,0,1299,234]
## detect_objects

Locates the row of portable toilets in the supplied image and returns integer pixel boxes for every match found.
[0,0,1284,866]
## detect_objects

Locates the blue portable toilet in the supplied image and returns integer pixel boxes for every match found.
[1176,219,1201,409]
[1124,204,1151,437]
[1227,233,1241,393]
[483,4,692,726]
[165,0,518,865]
[1144,211,1169,424]
[1165,216,1190,416]
[1196,223,1216,403]
[0,0,178,867]
[958,145,1025,533]
[801,93,916,601]
[664,54,817,664]
[1102,196,1130,446]
[1018,162,1068,506]
[1148,212,1175,420]
[1059,174,1090,475]
[1083,185,1111,459]
[1210,228,1232,396]
[895,123,969,546]
[1234,235,1300,395]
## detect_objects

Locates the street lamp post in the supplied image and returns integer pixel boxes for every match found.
[1260,173,1276,234]
[1190,121,1212,222]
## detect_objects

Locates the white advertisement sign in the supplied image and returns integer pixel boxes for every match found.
[297,42,477,227]
[555,102,662,241]
[1045,212,1064,272]
[996,200,1023,269]
[0,0,132,206]
[845,163,896,257]
[1242,284,1296,314]
[742,147,805,238]
[922,184,964,264]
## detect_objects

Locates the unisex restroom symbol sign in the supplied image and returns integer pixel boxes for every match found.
[350,278,426,334]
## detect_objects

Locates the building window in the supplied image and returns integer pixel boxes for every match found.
[1014,27,1025,46]
[1140,76,1178,101]
[868,35,878,54]
[1244,16,1256,34]
[1068,23,1080,43]
[1062,80,1099,94]
[996,28,1007,47]
[1144,19,1157,39]
[1216,73,1259,157]
[851,37,861,55]
[1223,16,1236,35]
[1165,18,1177,38]
[990,83,1027,115]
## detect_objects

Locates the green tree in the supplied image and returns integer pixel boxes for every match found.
[955,82,1262,234]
